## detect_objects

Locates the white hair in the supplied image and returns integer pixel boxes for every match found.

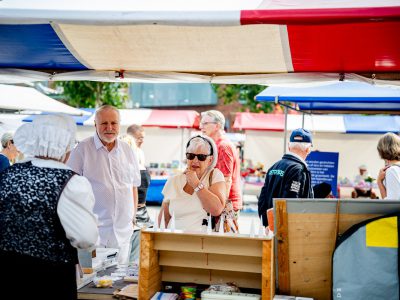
[201,110,225,132]
[288,142,312,152]
[95,105,120,123]
[186,135,218,169]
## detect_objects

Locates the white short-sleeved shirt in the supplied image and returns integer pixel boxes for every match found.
[384,165,400,200]
[162,168,224,232]
[67,134,141,264]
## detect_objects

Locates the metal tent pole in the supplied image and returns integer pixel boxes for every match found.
[283,106,288,154]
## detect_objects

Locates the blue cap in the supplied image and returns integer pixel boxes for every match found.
[290,128,312,143]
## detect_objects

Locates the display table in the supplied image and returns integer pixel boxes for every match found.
[138,229,274,300]
[78,266,137,300]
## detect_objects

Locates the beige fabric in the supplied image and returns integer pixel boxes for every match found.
[54,23,289,73]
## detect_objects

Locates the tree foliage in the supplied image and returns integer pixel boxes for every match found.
[55,81,128,108]
[212,84,273,113]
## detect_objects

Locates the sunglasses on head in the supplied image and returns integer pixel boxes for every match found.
[186,153,210,161]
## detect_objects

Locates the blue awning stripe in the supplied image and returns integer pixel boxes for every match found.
[0,24,87,70]
[343,115,400,134]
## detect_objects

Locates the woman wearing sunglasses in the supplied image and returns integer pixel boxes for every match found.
[158,135,226,231]
[0,132,19,173]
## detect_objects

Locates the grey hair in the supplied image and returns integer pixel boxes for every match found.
[1,132,13,148]
[377,132,400,161]
[186,135,218,169]
[288,142,312,152]
[201,110,225,127]
[95,105,120,123]
[127,124,143,135]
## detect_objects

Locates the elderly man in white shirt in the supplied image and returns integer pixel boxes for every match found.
[67,105,141,265]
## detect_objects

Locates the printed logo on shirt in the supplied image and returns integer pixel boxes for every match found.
[269,169,285,177]
[290,181,301,193]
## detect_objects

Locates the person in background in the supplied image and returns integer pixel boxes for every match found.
[158,135,226,231]
[351,164,377,199]
[377,132,400,199]
[200,110,243,221]
[67,105,141,266]
[126,124,152,227]
[0,115,98,300]
[124,124,152,263]
[258,128,314,227]
[0,132,19,172]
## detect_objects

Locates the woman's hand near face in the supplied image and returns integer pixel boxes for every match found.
[378,165,389,183]
[185,169,200,188]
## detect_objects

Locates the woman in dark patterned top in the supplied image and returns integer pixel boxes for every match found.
[0,114,99,300]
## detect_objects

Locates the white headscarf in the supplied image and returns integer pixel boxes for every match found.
[14,114,76,161]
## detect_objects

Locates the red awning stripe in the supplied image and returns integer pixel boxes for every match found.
[241,6,400,25]
[287,21,400,72]
[233,112,285,131]
[143,109,199,128]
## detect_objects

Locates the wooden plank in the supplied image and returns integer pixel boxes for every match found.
[78,293,115,300]
[159,251,262,273]
[161,266,262,289]
[154,234,263,257]
[138,232,161,300]
[275,199,290,294]
[261,239,274,300]
[286,211,385,300]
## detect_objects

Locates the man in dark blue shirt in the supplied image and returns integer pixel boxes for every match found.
[258,128,314,226]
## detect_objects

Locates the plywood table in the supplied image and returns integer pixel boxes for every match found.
[138,230,274,300]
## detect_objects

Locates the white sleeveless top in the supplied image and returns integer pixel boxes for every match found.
[162,168,225,232]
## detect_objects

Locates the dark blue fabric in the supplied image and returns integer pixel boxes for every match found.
[0,24,87,70]
[256,82,400,111]
[0,154,10,173]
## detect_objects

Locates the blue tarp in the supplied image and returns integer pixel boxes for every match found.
[256,82,400,111]
[343,115,400,134]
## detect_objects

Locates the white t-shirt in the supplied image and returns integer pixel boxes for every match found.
[384,165,400,200]
[162,168,225,232]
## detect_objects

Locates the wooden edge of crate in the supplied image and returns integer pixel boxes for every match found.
[275,199,290,295]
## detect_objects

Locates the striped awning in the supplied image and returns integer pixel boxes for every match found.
[23,108,200,128]
[233,112,400,134]
[0,0,399,84]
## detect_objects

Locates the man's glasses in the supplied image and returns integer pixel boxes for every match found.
[186,153,210,161]
[200,121,217,126]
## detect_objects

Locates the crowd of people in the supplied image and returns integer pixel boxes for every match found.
[1,105,400,299]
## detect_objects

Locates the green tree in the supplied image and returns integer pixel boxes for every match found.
[212,84,273,113]
[55,81,128,108]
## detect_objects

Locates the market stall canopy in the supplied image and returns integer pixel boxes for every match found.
[0,84,90,115]
[77,109,199,128]
[0,0,399,84]
[255,81,400,112]
[233,112,400,134]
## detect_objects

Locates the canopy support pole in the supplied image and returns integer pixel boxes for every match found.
[283,106,288,154]
[302,112,305,128]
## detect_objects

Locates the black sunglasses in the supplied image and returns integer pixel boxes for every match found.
[186,153,210,161]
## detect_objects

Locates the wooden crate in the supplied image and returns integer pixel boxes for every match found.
[275,198,400,300]
[138,230,274,300]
